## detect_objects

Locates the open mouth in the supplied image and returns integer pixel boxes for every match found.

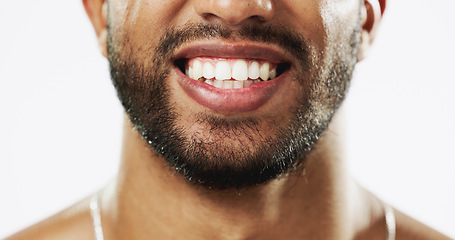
[175,57,289,89]
[172,43,293,113]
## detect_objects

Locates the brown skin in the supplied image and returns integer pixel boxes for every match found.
[6,0,452,239]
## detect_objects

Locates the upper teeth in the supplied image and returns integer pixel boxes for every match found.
[185,58,278,84]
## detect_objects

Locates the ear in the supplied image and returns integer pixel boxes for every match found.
[358,0,386,61]
[83,0,108,58]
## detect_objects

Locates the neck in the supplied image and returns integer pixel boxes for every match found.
[100,109,382,240]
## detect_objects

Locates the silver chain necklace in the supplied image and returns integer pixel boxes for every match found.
[90,194,396,240]
[383,203,396,240]
[90,194,104,240]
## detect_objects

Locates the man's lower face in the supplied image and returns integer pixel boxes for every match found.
[108,21,359,189]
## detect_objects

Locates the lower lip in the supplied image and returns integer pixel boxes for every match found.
[174,67,286,113]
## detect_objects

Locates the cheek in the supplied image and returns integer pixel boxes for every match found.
[278,0,360,52]
[276,0,326,50]
[109,0,192,51]
[319,0,360,38]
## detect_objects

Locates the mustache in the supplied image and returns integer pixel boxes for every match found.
[154,22,310,64]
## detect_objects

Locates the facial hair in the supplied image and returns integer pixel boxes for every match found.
[107,21,360,189]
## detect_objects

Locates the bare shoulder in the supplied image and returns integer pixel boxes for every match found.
[354,189,452,240]
[5,196,95,240]
[394,208,452,240]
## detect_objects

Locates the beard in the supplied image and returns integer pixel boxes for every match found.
[107,21,360,189]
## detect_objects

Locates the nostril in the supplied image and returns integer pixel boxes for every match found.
[249,15,266,23]
[202,13,217,21]
[194,0,275,26]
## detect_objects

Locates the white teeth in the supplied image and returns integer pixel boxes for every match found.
[213,80,223,88]
[244,81,253,88]
[233,81,244,89]
[259,62,270,81]
[248,61,260,79]
[215,61,231,80]
[205,79,214,86]
[269,68,276,80]
[185,67,191,78]
[203,62,215,79]
[192,59,203,80]
[222,80,234,89]
[186,59,282,89]
[232,60,248,81]
[203,80,255,89]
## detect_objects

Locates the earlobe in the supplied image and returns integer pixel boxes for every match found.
[82,0,108,58]
[357,0,386,61]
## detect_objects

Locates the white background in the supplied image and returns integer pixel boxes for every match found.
[0,0,454,238]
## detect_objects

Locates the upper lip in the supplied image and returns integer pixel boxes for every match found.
[172,40,293,64]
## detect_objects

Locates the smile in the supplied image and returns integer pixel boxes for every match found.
[182,57,288,90]
[173,42,292,113]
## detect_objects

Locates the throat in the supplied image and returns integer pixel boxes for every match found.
[108,116,356,240]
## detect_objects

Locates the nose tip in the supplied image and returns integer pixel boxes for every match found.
[194,0,275,26]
